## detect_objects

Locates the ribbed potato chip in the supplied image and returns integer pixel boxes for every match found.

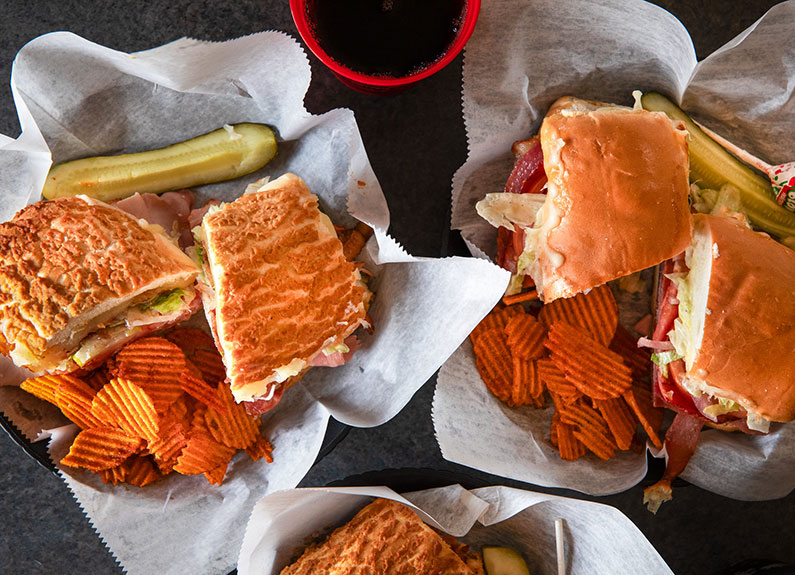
[471,305,525,342]
[91,378,159,442]
[624,386,664,449]
[113,455,162,487]
[557,400,617,460]
[147,400,190,474]
[61,427,143,471]
[511,356,544,407]
[472,328,514,403]
[553,417,587,461]
[505,314,547,360]
[546,322,633,400]
[116,337,186,413]
[539,284,618,345]
[180,363,227,414]
[205,384,260,449]
[20,374,63,405]
[165,328,226,385]
[245,435,274,463]
[55,377,102,430]
[609,325,653,379]
[594,396,637,451]
[537,358,581,404]
[173,433,235,475]
[203,462,228,486]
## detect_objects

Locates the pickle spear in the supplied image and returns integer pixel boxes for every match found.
[640,92,795,239]
[42,123,277,202]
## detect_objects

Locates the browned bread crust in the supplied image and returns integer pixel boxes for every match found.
[0,196,198,371]
[201,173,368,399]
[281,498,477,575]
[534,96,692,301]
[691,214,795,422]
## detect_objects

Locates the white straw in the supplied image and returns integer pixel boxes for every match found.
[555,518,566,575]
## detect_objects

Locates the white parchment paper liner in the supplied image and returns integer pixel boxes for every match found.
[237,484,673,575]
[0,31,509,574]
[436,0,795,499]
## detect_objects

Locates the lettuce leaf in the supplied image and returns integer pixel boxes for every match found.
[141,289,186,314]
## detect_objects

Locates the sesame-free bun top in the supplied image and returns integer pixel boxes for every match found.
[686,214,795,422]
[0,196,199,371]
[532,96,692,301]
[201,173,369,402]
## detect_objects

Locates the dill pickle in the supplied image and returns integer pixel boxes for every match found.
[641,92,795,239]
[42,123,277,201]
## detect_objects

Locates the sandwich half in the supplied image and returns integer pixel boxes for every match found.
[477,95,692,301]
[195,173,371,408]
[0,196,201,374]
[650,213,795,432]
[280,498,483,575]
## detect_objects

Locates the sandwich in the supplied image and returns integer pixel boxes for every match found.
[194,173,371,409]
[0,196,201,374]
[476,95,692,302]
[650,213,795,431]
[643,213,795,511]
[280,498,484,575]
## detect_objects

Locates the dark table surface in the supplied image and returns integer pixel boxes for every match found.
[1,1,793,574]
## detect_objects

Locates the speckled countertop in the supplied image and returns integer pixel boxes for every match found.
[1,2,793,574]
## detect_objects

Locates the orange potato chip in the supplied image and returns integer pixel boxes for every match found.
[546,321,633,400]
[472,328,513,403]
[116,337,186,413]
[84,368,112,392]
[191,348,226,386]
[505,314,547,360]
[511,356,544,407]
[164,327,216,356]
[203,462,228,486]
[61,427,143,471]
[554,417,587,461]
[609,325,652,379]
[180,363,227,414]
[550,413,559,447]
[147,401,190,474]
[557,400,617,460]
[55,376,102,430]
[623,387,664,449]
[205,384,260,449]
[471,305,525,342]
[119,455,162,487]
[20,374,63,405]
[593,396,637,450]
[91,378,160,442]
[537,358,581,404]
[245,435,274,463]
[539,285,618,345]
[173,433,235,475]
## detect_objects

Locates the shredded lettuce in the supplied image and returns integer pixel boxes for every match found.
[666,273,692,363]
[651,350,684,378]
[140,289,186,314]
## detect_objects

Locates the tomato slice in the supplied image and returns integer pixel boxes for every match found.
[497,138,547,272]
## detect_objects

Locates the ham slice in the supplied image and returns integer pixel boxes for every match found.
[637,337,675,351]
[114,190,195,247]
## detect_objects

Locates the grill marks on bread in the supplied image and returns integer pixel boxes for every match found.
[203,175,367,389]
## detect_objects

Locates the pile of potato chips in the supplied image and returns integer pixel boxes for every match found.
[470,285,663,461]
[20,329,273,487]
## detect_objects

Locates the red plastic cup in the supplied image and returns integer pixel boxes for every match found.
[290,0,481,94]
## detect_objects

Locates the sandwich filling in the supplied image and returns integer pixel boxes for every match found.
[647,253,770,434]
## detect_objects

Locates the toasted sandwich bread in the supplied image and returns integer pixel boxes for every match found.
[197,173,370,404]
[281,498,482,575]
